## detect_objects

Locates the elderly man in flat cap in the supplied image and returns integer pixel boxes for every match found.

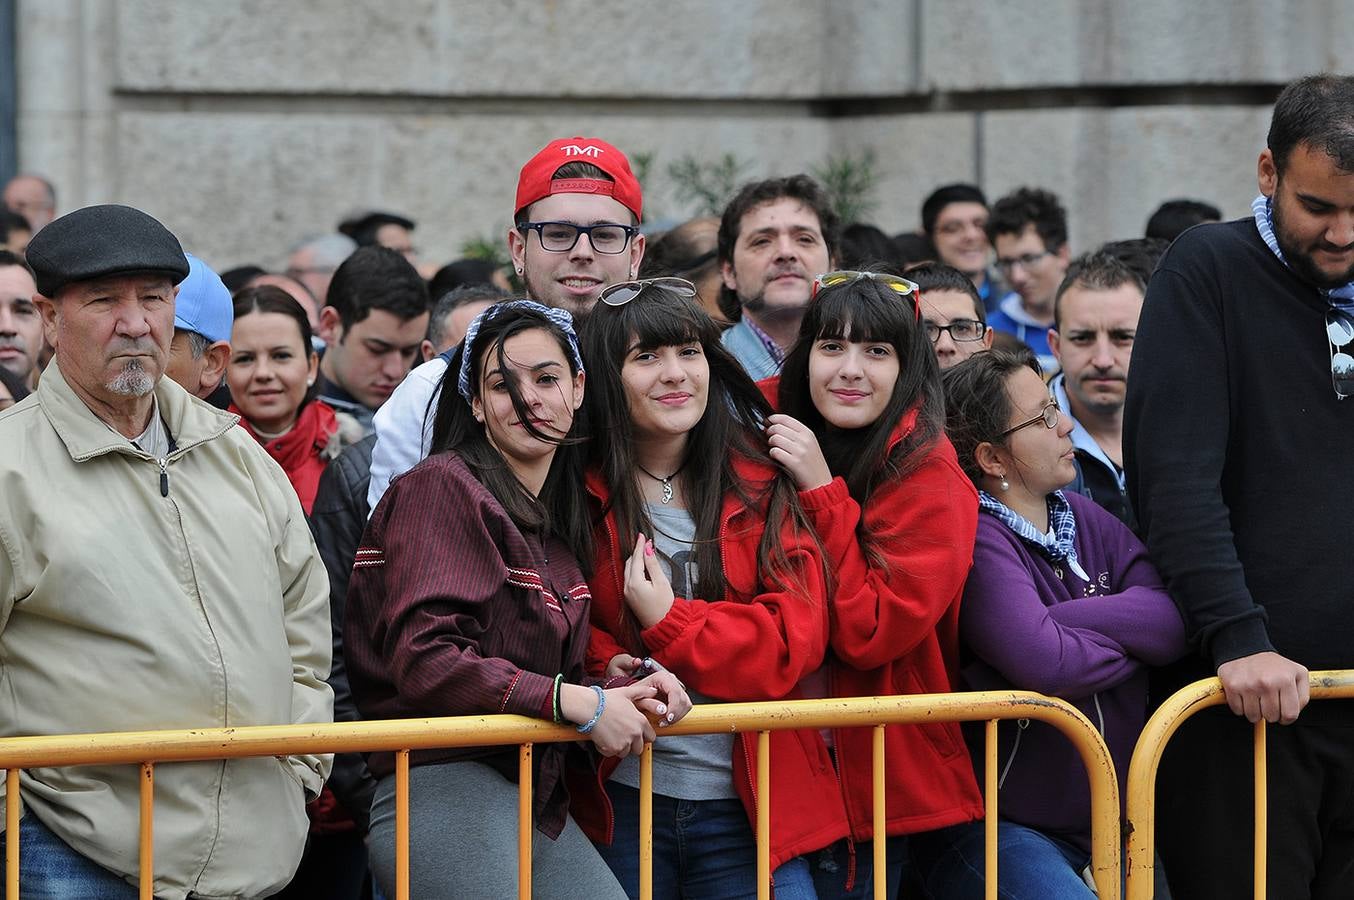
[0,204,333,898]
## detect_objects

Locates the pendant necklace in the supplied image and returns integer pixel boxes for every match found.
[636,459,687,504]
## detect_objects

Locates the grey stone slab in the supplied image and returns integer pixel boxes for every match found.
[822,0,920,96]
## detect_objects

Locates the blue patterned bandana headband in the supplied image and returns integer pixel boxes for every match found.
[978,489,1089,582]
[456,300,585,404]
[1252,194,1354,312]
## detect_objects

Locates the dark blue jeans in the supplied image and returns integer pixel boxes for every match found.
[0,813,140,899]
[810,836,908,899]
[910,820,1095,899]
[596,781,818,900]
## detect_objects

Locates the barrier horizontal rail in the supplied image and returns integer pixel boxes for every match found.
[1124,670,1354,900]
[0,691,1121,900]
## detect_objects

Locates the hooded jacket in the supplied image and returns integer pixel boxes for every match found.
[0,364,334,900]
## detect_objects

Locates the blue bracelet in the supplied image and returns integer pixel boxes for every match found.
[576,685,606,734]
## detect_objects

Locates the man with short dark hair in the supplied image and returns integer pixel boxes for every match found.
[717,174,838,379]
[0,204,332,898]
[0,251,43,390]
[921,183,1005,310]
[422,283,507,362]
[163,253,232,400]
[1126,73,1354,898]
[0,209,31,255]
[987,187,1071,371]
[1047,253,1144,526]
[908,261,993,369]
[316,245,429,433]
[3,173,56,231]
[1144,198,1222,242]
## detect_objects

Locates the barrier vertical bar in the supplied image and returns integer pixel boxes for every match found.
[639,745,653,900]
[519,743,533,900]
[139,763,154,900]
[1254,722,1266,900]
[395,749,410,900]
[757,730,770,900]
[6,769,18,899]
[871,725,886,900]
[985,719,998,900]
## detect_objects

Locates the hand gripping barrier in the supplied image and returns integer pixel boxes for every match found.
[1124,670,1354,899]
[0,692,1121,900]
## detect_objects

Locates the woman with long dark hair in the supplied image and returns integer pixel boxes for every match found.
[227,285,361,513]
[574,278,845,899]
[344,301,690,899]
[766,270,984,897]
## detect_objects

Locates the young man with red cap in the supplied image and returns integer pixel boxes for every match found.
[365,135,646,511]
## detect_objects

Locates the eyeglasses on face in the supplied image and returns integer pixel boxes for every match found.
[925,319,986,343]
[812,270,921,321]
[1327,309,1354,399]
[517,221,639,255]
[598,277,699,307]
[1001,397,1060,437]
[995,250,1052,274]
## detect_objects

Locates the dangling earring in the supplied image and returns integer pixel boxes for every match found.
[999,476,1010,492]
[306,377,315,387]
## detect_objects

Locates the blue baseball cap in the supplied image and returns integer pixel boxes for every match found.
[174,253,233,344]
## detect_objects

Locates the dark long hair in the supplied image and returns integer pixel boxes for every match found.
[579,285,821,638]
[779,275,944,503]
[427,305,591,557]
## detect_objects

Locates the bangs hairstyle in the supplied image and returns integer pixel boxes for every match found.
[428,305,590,557]
[779,275,944,503]
[579,285,823,642]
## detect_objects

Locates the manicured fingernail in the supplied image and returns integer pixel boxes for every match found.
[656,703,666,714]
[645,542,655,557]
[666,712,676,722]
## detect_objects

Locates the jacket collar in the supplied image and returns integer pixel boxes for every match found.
[38,362,239,462]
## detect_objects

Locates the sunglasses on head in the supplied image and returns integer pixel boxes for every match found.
[598,277,699,307]
[812,270,921,321]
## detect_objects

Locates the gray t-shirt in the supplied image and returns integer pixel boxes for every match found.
[610,502,736,800]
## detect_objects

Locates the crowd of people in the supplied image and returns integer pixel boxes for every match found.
[0,71,1351,899]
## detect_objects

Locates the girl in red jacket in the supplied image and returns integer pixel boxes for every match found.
[574,278,847,899]
[768,271,985,898]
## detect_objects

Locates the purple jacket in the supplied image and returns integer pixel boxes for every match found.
[959,491,1187,849]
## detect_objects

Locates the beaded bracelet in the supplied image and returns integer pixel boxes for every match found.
[551,674,565,725]
[576,685,606,734]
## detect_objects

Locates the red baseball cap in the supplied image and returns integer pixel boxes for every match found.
[514,136,643,222]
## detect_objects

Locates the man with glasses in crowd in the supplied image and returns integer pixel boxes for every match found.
[367,135,645,510]
[1047,252,1144,527]
[907,261,993,370]
[986,186,1071,372]
[1125,73,1354,899]
[920,183,1006,312]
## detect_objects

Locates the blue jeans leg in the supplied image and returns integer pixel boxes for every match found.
[811,836,908,900]
[910,820,1095,900]
[597,781,818,900]
[1,813,140,899]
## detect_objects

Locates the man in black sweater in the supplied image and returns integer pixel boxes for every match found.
[1126,73,1354,899]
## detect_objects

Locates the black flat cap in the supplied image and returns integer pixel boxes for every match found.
[25,204,190,298]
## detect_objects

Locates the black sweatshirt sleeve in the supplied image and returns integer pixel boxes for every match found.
[1124,249,1274,669]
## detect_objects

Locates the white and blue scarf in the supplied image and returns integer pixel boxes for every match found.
[979,489,1089,582]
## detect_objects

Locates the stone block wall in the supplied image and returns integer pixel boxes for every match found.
[12,0,1347,272]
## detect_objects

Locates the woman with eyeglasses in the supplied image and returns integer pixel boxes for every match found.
[573,278,846,900]
[344,302,690,899]
[763,270,984,898]
[907,347,1186,898]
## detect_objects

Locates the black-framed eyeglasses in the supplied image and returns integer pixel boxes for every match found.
[599,277,699,307]
[924,319,986,343]
[517,221,638,255]
[1001,397,1060,437]
[995,250,1052,274]
[1327,309,1354,400]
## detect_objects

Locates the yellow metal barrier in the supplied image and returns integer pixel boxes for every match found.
[0,692,1121,900]
[1124,670,1354,899]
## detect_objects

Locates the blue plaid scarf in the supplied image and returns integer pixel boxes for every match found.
[1252,194,1354,312]
[978,490,1089,582]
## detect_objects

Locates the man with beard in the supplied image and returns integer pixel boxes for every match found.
[366,135,644,510]
[0,251,44,390]
[717,175,838,379]
[1047,252,1144,527]
[0,204,332,898]
[1125,73,1354,899]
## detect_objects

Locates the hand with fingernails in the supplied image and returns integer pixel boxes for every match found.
[623,534,676,629]
[765,414,834,491]
[559,680,663,757]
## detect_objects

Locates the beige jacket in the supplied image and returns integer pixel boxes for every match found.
[0,365,334,899]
